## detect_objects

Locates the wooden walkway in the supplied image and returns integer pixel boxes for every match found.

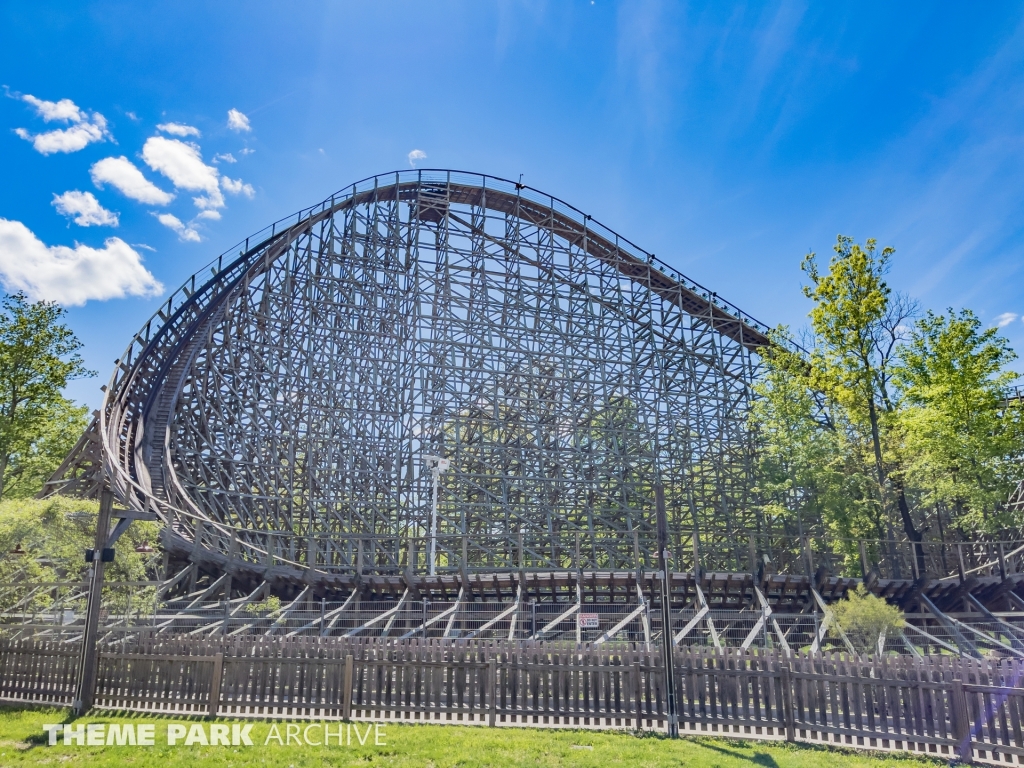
[1,637,1022,765]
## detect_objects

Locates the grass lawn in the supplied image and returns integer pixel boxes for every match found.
[0,707,944,768]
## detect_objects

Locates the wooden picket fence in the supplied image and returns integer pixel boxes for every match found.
[1,636,1022,764]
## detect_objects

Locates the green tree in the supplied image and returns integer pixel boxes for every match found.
[0,292,93,499]
[2,398,89,499]
[801,237,923,563]
[894,309,1024,535]
[751,329,877,572]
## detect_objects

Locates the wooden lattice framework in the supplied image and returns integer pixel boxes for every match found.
[50,170,787,581]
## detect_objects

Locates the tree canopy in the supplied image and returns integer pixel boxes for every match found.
[0,292,92,500]
[752,236,1023,569]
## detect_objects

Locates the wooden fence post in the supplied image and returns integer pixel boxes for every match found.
[488,657,497,727]
[633,661,643,730]
[343,654,354,720]
[951,678,972,764]
[781,661,796,742]
[208,653,223,717]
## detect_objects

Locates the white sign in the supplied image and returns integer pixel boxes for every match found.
[578,613,599,629]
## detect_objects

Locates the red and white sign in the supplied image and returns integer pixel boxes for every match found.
[578,613,600,629]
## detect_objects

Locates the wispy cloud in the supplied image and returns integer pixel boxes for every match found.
[52,191,118,227]
[870,15,1024,310]
[408,149,426,167]
[213,152,236,164]
[0,218,161,304]
[614,0,676,132]
[995,312,1019,328]
[91,156,174,205]
[154,212,200,242]
[157,122,201,137]
[14,93,112,155]
[226,108,251,132]
[220,177,254,198]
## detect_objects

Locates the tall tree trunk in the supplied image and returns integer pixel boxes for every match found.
[892,475,925,576]
[0,451,9,501]
[866,395,925,576]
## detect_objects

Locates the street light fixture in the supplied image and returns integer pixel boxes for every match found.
[422,455,450,577]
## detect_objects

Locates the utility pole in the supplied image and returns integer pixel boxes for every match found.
[656,484,679,738]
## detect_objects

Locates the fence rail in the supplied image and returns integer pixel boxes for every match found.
[2,636,1023,764]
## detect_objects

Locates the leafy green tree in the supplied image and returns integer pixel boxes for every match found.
[0,293,93,499]
[751,330,877,570]
[801,237,923,561]
[895,309,1024,535]
[2,398,89,499]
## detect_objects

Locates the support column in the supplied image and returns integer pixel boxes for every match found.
[75,486,114,714]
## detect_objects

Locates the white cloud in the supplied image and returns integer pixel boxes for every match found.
[157,122,201,137]
[91,156,174,205]
[213,152,236,164]
[15,94,112,154]
[239,147,254,156]
[226,108,251,132]
[154,213,200,242]
[141,136,224,210]
[196,210,221,221]
[0,219,162,305]
[995,312,1019,328]
[408,149,427,167]
[52,191,118,227]
[21,94,84,123]
[125,111,140,122]
[221,177,255,198]
[16,115,111,155]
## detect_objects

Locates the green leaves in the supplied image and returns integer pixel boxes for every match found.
[0,495,161,611]
[894,309,1023,533]
[0,292,93,499]
[830,583,905,654]
[752,236,1024,563]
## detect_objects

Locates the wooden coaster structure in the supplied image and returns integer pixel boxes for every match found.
[35,170,1024,658]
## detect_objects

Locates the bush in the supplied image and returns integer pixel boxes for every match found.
[244,595,282,617]
[0,495,161,612]
[830,583,904,654]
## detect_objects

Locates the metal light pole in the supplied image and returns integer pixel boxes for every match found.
[655,483,679,738]
[423,455,450,576]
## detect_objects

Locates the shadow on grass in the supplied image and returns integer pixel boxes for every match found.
[700,743,780,768]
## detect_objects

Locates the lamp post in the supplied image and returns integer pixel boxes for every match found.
[423,455,450,576]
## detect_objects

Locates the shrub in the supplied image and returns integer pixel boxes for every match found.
[830,583,904,654]
[244,595,282,617]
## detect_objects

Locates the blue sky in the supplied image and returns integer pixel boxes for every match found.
[2,1,1024,409]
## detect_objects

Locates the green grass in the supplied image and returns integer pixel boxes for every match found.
[0,707,944,768]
